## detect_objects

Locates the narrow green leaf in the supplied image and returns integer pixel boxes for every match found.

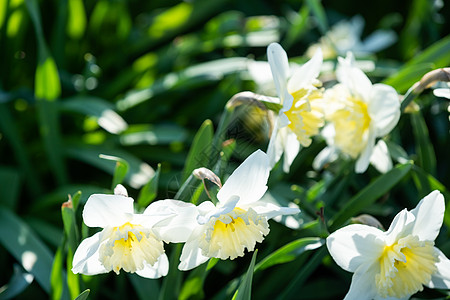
[0,167,21,210]
[65,145,154,189]
[0,105,42,195]
[305,0,328,35]
[50,244,65,300]
[179,263,209,300]
[60,96,128,134]
[67,0,86,39]
[0,207,54,293]
[120,124,188,146]
[137,163,160,208]
[128,273,160,300]
[74,289,90,300]
[0,264,34,299]
[383,63,433,94]
[276,247,327,300]
[61,199,79,251]
[255,238,324,272]
[329,162,412,231]
[35,55,61,101]
[232,249,258,300]
[410,112,436,175]
[159,245,183,300]
[99,154,130,190]
[182,119,214,181]
[66,248,80,299]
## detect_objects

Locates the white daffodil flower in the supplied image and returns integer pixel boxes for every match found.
[327,190,450,300]
[178,150,300,271]
[305,15,397,60]
[266,42,324,172]
[72,184,195,279]
[317,52,400,173]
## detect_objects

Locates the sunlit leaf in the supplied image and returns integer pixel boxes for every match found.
[0,207,53,293]
[137,164,160,208]
[410,111,436,175]
[67,0,86,39]
[182,119,214,181]
[232,250,258,300]
[255,238,324,271]
[74,289,90,300]
[0,264,34,299]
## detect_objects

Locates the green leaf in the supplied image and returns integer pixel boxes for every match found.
[0,264,34,299]
[276,247,327,300]
[61,198,79,252]
[305,0,328,35]
[410,112,436,175]
[159,245,183,300]
[329,162,413,231]
[384,35,450,93]
[182,119,214,181]
[50,244,65,300]
[99,154,130,190]
[137,163,160,208]
[65,145,155,189]
[232,249,258,300]
[60,96,128,134]
[67,0,86,39]
[255,238,324,272]
[179,263,209,300]
[0,166,21,210]
[128,273,160,300]
[383,63,433,94]
[120,124,188,146]
[66,248,80,299]
[0,207,54,293]
[74,289,90,300]
[35,55,61,101]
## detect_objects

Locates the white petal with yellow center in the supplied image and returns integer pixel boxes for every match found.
[99,222,165,275]
[375,235,437,298]
[198,208,269,260]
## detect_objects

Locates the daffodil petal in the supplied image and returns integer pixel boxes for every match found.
[410,190,445,241]
[326,224,384,272]
[249,202,300,220]
[282,129,300,173]
[337,53,372,101]
[369,140,392,173]
[343,262,379,300]
[355,126,376,173]
[217,150,270,205]
[149,200,199,243]
[178,227,210,271]
[197,196,239,225]
[384,209,414,245]
[135,253,169,279]
[72,231,108,275]
[368,84,400,137]
[83,194,134,228]
[267,43,293,109]
[267,119,283,169]
[287,47,322,93]
[427,248,450,289]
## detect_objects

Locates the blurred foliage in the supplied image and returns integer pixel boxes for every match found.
[0,0,449,299]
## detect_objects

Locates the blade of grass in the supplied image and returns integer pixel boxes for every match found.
[232,249,258,300]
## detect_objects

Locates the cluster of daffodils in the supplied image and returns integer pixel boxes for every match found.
[327,190,450,299]
[72,150,299,278]
[263,42,400,174]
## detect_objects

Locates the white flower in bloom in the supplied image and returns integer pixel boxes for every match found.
[72,185,194,278]
[178,150,300,270]
[327,190,450,300]
[266,42,324,172]
[316,53,400,173]
[305,15,397,60]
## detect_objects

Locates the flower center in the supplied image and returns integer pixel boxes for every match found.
[326,86,371,157]
[285,89,324,147]
[99,222,164,275]
[199,208,269,260]
[375,235,438,298]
